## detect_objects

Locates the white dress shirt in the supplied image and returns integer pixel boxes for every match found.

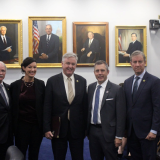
[0,82,9,105]
[62,72,75,100]
[1,35,7,43]
[46,34,51,41]
[91,78,108,124]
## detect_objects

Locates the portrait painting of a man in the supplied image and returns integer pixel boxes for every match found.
[73,22,109,66]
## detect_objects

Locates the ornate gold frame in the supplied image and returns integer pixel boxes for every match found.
[73,22,109,66]
[0,19,23,68]
[28,16,66,68]
[115,26,147,67]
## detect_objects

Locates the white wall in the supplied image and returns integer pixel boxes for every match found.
[1,0,160,86]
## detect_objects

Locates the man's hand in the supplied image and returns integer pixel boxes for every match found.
[45,131,53,140]
[81,48,85,52]
[87,51,92,57]
[39,53,48,59]
[123,53,130,57]
[114,138,122,147]
[7,48,12,52]
[145,132,156,140]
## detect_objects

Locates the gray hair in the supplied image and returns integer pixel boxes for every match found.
[46,24,52,29]
[0,26,7,31]
[94,60,109,71]
[62,53,78,62]
[131,33,137,37]
[130,50,146,62]
[0,61,7,71]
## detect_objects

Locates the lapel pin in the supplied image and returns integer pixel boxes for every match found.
[76,80,79,82]
[106,91,109,93]
[143,80,145,82]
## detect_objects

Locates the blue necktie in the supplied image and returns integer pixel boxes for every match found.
[0,84,8,105]
[93,85,102,124]
[46,35,49,47]
[132,76,140,101]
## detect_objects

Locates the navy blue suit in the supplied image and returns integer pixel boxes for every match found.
[124,72,160,160]
[0,36,12,61]
[38,33,59,63]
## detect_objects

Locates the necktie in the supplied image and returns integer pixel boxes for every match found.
[93,85,102,124]
[46,35,49,47]
[67,78,74,120]
[3,37,7,45]
[132,76,140,101]
[89,39,91,48]
[0,84,8,105]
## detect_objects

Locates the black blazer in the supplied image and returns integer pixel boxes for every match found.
[10,77,45,135]
[38,33,59,63]
[0,36,12,61]
[43,73,87,139]
[87,81,126,142]
[124,72,160,138]
[0,82,12,144]
[126,40,142,55]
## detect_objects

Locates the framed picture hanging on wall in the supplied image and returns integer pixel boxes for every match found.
[0,19,23,68]
[28,16,66,68]
[115,26,147,67]
[73,22,109,67]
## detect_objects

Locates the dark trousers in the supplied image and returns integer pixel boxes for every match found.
[15,121,43,160]
[80,53,94,63]
[128,127,158,160]
[51,121,84,160]
[0,140,10,160]
[89,125,118,160]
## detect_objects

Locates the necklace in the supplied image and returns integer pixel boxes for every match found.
[23,77,34,87]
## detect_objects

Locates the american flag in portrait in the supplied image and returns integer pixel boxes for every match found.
[118,34,122,51]
[33,21,40,54]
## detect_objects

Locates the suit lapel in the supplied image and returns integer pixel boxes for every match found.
[101,80,112,108]
[89,83,97,110]
[132,72,148,105]
[128,75,134,102]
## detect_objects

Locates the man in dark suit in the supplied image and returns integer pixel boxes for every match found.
[0,26,12,61]
[43,53,87,160]
[38,24,59,63]
[80,31,99,63]
[0,61,12,160]
[124,50,160,160]
[87,60,126,160]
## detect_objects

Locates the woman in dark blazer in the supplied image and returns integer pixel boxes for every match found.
[10,57,45,160]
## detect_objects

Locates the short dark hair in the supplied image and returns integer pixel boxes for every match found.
[130,50,146,62]
[21,57,36,73]
[131,33,137,37]
[94,60,109,71]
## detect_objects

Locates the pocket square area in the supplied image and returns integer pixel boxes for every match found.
[106,98,114,101]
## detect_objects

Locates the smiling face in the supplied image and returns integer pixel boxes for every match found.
[23,62,37,79]
[94,64,109,84]
[130,54,146,76]
[62,57,77,77]
[0,63,6,83]
[0,27,6,36]
[45,25,52,35]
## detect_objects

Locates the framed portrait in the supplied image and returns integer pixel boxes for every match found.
[28,16,66,67]
[115,26,147,67]
[73,22,109,66]
[0,19,23,68]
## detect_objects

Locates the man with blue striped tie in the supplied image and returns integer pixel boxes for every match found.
[87,60,126,160]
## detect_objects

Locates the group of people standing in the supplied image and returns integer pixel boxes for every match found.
[0,51,160,160]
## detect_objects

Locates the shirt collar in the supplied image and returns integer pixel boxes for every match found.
[134,70,145,79]
[62,72,74,81]
[132,40,136,44]
[96,78,108,89]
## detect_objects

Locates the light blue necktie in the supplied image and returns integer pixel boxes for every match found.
[93,85,101,124]
[0,84,8,105]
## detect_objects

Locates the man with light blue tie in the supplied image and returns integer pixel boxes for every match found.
[124,50,160,160]
[87,60,126,160]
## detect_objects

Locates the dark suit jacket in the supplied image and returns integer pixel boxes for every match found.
[0,82,12,144]
[38,33,59,63]
[0,36,12,61]
[87,81,126,142]
[43,73,87,139]
[10,77,45,135]
[126,40,142,55]
[124,72,160,139]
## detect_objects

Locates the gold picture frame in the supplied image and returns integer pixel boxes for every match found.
[73,22,109,66]
[0,19,23,68]
[28,16,66,68]
[115,26,147,67]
